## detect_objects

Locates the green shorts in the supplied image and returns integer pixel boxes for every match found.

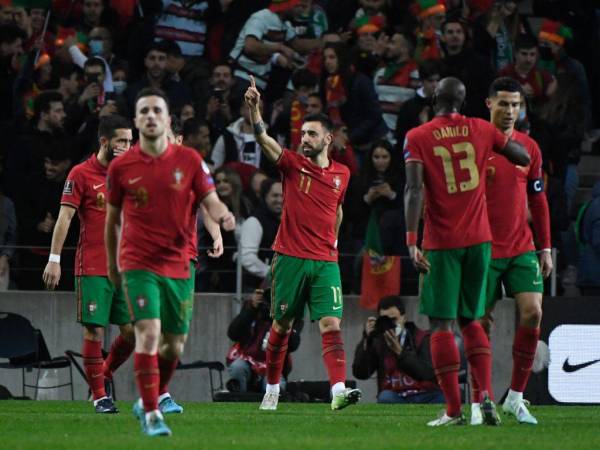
[486,251,544,309]
[271,253,343,322]
[76,276,130,327]
[122,266,194,335]
[419,242,491,320]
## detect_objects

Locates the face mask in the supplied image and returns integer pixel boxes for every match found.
[518,109,526,121]
[113,80,127,95]
[297,94,308,105]
[89,39,103,56]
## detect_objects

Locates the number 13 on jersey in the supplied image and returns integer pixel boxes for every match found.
[433,142,480,194]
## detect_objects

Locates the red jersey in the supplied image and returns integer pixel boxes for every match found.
[404,114,508,250]
[273,150,350,261]
[486,130,550,258]
[107,144,215,278]
[61,154,109,276]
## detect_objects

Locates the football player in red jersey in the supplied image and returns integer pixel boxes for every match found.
[105,87,234,437]
[403,77,530,426]
[245,76,362,412]
[43,115,134,414]
[469,77,552,426]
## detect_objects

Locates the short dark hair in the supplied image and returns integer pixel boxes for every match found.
[98,114,131,140]
[291,68,317,91]
[161,39,182,58]
[303,113,333,133]
[377,296,406,315]
[488,77,524,98]
[182,117,209,140]
[441,16,468,35]
[418,60,443,80]
[33,91,63,122]
[84,56,106,74]
[515,33,538,51]
[143,41,168,58]
[260,177,281,200]
[0,24,27,46]
[135,87,170,112]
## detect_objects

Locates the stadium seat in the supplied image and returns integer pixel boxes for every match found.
[176,360,225,401]
[0,312,74,400]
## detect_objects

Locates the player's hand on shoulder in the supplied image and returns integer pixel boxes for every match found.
[42,262,61,290]
[408,245,430,273]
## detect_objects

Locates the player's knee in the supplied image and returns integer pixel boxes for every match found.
[521,303,542,327]
[83,325,104,341]
[272,320,292,335]
[319,317,340,334]
[136,330,160,353]
[119,324,135,343]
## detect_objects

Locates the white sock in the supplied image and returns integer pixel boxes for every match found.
[137,398,143,409]
[506,389,523,403]
[266,383,280,395]
[471,402,480,408]
[331,382,345,397]
[93,396,108,406]
[158,392,171,403]
[145,409,163,423]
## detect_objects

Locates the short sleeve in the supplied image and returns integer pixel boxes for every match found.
[276,149,295,174]
[284,20,296,41]
[242,14,267,40]
[106,162,123,207]
[192,156,216,201]
[403,129,423,163]
[338,166,350,205]
[61,166,83,209]
[481,120,509,153]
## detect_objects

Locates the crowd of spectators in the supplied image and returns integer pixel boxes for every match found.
[0,0,599,295]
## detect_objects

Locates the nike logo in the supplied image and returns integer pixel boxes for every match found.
[128,177,142,185]
[332,305,342,310]
[300,168,310,174]
[93,183,104,190]
[562,357,600,373]
[533,280,543,285]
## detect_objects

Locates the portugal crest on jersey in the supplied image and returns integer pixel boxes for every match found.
[332,175,341,190]
[171,168,184,190]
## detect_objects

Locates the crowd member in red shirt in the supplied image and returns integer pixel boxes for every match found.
[42,115,134,414]
[403,76,530,426]
[471,77,551,426]
[245,75,362,412]
[498,34,556,113]
[105,87,235,437]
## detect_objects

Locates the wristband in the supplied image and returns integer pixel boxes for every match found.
[540,248,552,253]
[253,121,266,135]
[271,52,281,64]
[49,254,60,263]
[406,231,418,246]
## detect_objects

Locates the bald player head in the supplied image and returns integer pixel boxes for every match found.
[433,77,466,114]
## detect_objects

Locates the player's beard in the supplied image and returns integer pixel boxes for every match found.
[105,143,117,162]
[302,141,326,158]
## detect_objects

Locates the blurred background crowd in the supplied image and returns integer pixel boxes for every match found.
[0,0,599,299]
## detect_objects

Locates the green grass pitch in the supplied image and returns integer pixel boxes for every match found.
[1,401,599,450]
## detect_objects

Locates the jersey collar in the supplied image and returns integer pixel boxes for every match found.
[90,153,107,173]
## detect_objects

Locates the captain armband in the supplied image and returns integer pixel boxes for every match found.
[527,178,544,194]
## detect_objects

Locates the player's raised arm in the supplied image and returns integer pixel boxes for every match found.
[404,161,430,273]
[42,205,76,290]
[496,138,531,166]
[245,76,283,163]
[105,203,122,287]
